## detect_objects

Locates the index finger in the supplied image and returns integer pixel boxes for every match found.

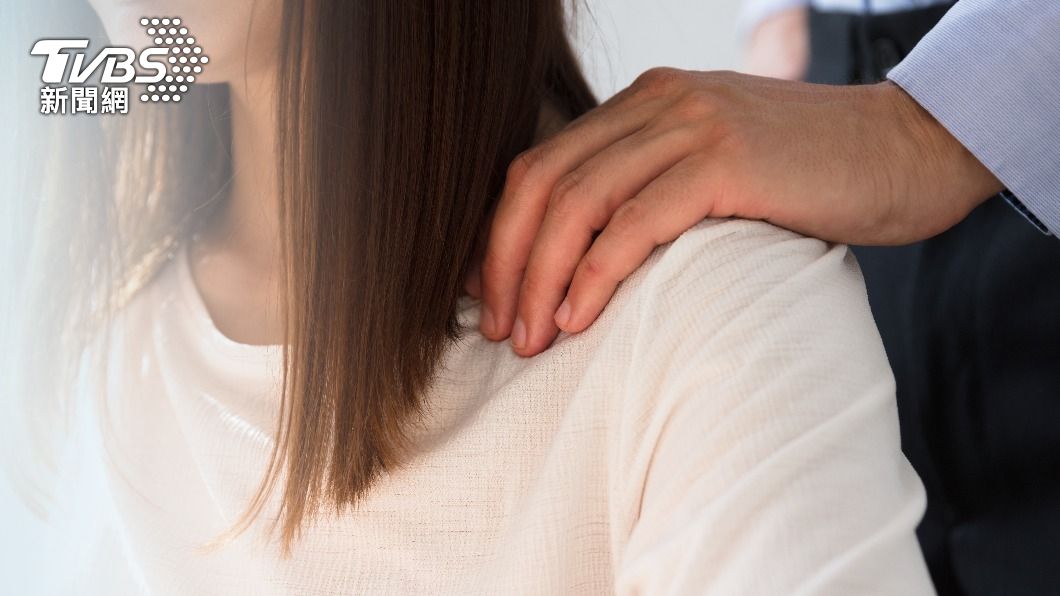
[478,87,660,342]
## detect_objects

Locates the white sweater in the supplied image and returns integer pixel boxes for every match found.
[38,218,934,595]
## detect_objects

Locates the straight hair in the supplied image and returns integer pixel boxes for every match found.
[5,0,598,554]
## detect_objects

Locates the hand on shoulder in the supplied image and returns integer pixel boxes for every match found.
[466,69,1000,357]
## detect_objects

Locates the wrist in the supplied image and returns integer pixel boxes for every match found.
[874,81,1003,236]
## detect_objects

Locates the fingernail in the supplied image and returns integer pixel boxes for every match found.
[481,305,496,337]
[511,318,527,350]
[554,300,572,329]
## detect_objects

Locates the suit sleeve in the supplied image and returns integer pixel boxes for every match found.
[610,220,935,595]
[887,0,1060,236]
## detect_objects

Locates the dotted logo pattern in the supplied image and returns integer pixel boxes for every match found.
[137,17,208,103]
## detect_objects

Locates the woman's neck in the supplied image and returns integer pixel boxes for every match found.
[217,73,282,266]
[188,72,285,346]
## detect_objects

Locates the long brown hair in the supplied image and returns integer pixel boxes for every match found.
[5,0,598,553]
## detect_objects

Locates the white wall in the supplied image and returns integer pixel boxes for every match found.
[574,0,746,100]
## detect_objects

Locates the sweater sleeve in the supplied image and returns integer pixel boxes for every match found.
[610,219,935,595]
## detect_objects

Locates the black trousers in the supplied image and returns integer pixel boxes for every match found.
[807,6,1060,596]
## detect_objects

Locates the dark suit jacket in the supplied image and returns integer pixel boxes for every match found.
[808,5,1060,595]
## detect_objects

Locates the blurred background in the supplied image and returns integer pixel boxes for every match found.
[577,0,745,99]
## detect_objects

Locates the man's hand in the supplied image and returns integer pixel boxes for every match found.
[470,68,1003,357]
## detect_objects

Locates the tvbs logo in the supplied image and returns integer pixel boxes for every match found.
[31,17,208,115]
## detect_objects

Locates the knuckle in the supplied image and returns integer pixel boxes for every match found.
[580,250,612,282]
[662,121,702,152]
[506,148,542,188]
[548,171,586,219]
[609,200,644,237]
[672,89,717,122]
[633,66,687,97]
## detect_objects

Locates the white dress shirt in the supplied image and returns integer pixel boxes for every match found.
[886,0,1060,235]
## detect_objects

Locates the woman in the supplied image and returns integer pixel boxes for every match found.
[4,0,934,593]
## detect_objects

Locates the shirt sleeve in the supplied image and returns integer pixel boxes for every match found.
[610,219,935,595]
[886,0,1060,236]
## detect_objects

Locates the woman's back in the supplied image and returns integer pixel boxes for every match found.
[51,218,933,595]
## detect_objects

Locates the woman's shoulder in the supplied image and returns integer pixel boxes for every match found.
[595,216,890,402]
[598,220,927,596]
[618,217,870,331]
[652,216,851,282]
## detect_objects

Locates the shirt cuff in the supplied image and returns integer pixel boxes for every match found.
[886,0,1060,237]
[1001,190,1053,237]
